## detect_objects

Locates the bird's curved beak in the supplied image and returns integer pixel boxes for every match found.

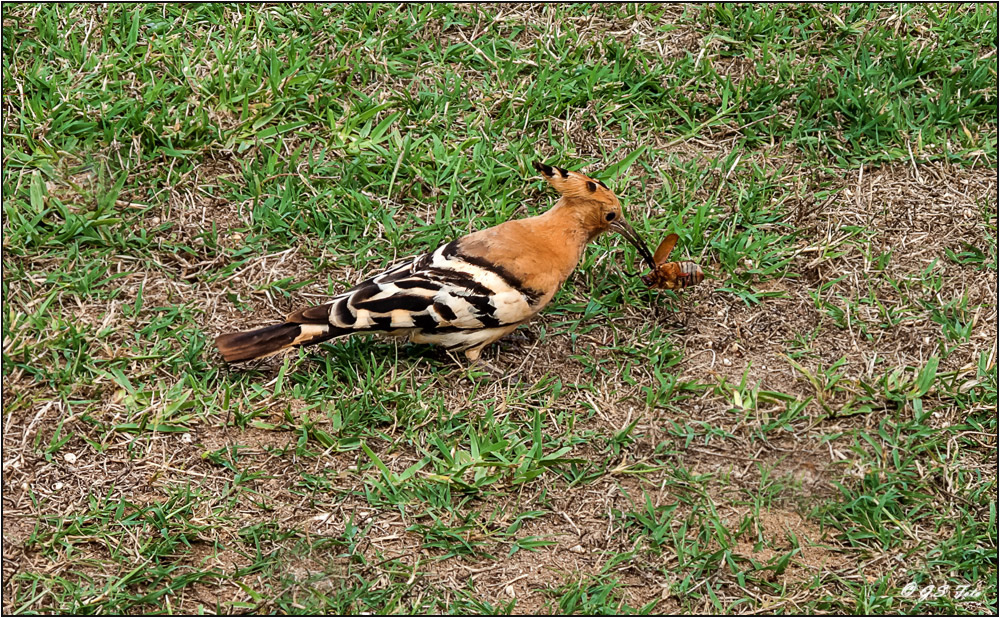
[610,218,655,268]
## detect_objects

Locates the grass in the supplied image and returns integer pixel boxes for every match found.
[2,3,997,615]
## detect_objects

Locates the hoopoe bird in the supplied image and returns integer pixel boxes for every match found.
[215,161,652,365]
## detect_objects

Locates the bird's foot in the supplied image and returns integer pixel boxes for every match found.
[470,357,507,378]
[457,348,506,380]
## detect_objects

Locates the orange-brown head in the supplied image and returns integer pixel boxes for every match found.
[532,161,654,264]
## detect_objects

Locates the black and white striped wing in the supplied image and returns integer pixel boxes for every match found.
[315,241,542,348]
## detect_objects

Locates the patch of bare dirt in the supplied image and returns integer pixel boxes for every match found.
[730,507,849,578]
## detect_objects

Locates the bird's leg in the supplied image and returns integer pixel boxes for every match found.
[463,346,506,378]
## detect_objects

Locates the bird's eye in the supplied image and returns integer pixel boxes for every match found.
[605,212,617,221]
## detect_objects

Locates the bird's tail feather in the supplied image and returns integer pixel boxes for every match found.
[215,320,342,363]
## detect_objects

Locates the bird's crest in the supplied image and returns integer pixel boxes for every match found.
[533,161,613,201]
